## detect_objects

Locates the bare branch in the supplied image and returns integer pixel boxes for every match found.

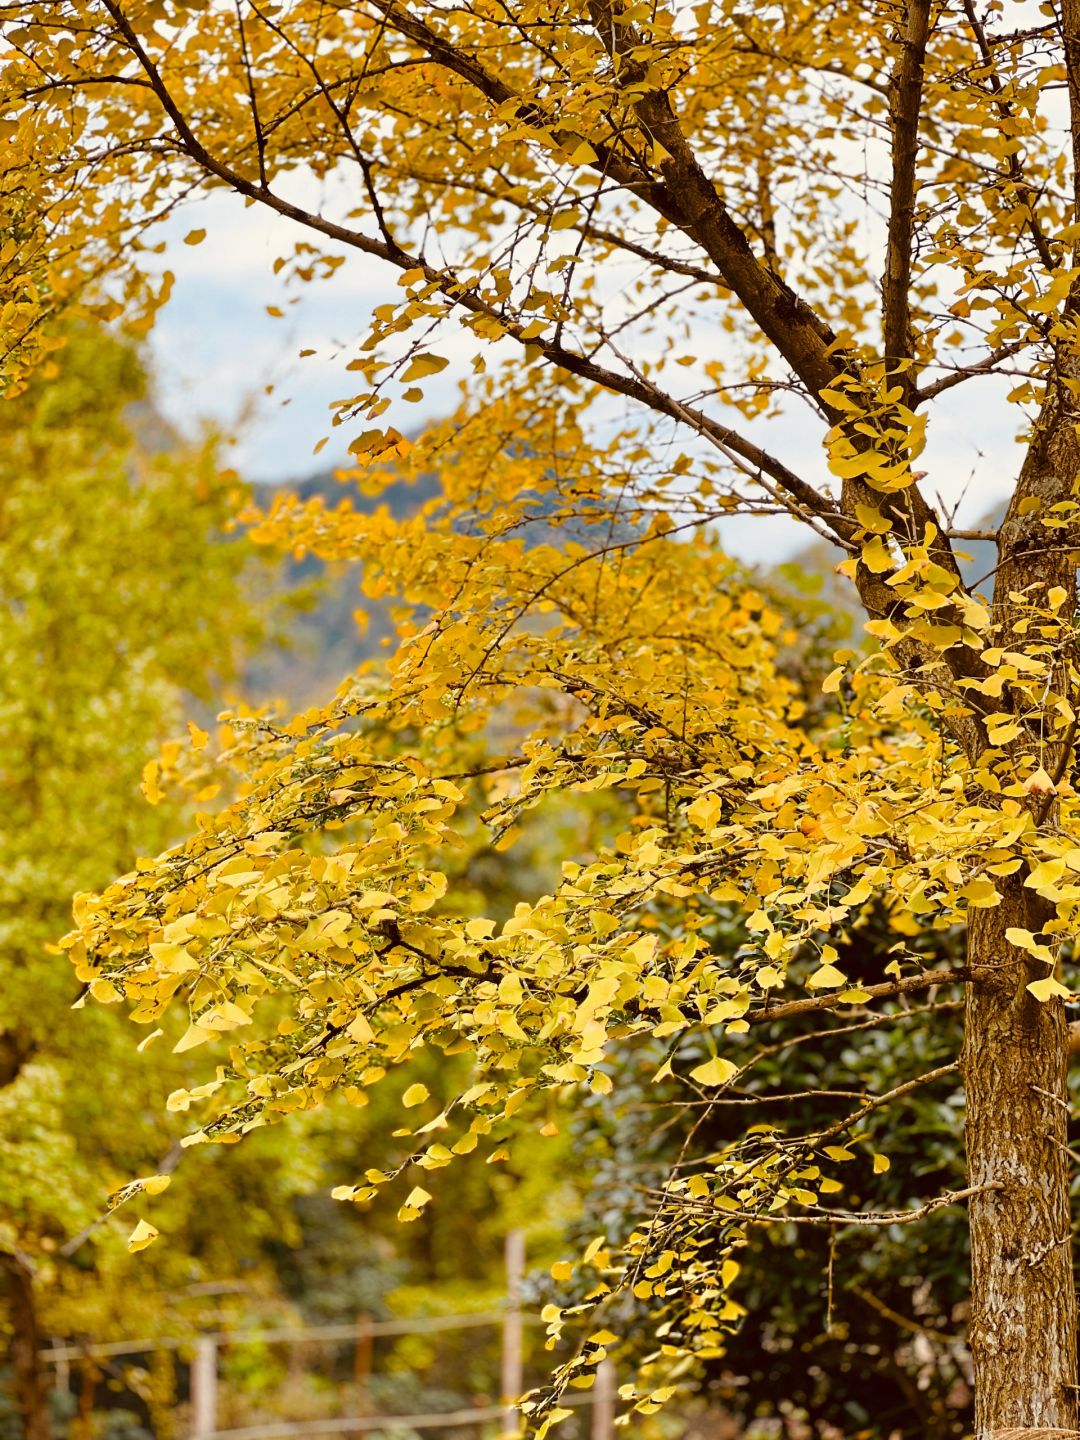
[234,1,267,188]
[809,1062,961,1146]
[914,339,1030,401]
[851,1284,967,1345]
[1035,714,1079,826]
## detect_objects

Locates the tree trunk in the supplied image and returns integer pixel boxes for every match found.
[964,882,1078,1437]
[0,1250,51,1440]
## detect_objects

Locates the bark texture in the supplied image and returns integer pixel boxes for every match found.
[960,336,1080,1434]
[965,890,1077,1436]
[0,1250,51,1440]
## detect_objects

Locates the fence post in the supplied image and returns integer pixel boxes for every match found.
[76,1358,97,1440]
[355,1312,373,1414]
[501,1230,525,1436]
[350,1312,373,1438]
[50,1340,69,1396]
[191,1336,218,1440]
[591,1359,615,1440]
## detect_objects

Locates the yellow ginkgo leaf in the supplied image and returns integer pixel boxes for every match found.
[127,1219,160,1253]
[821,666,844,695]
[688,1056,738,1087]
[1027,976,1071,1002]
[807,964,846,989]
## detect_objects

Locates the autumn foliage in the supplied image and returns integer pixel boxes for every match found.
[6,0,1080,1433]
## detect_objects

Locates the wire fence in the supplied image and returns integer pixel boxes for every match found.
[39,1311,515,1363]
[37,1234,616,1440]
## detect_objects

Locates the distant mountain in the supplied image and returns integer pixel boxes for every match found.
[242,470,440,710]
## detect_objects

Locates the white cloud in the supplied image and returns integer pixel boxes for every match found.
[143,179,1020,559]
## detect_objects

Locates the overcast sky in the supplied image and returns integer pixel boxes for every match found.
[148,187,1021,565]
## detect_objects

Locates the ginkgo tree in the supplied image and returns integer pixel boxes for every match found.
[5,0,1080,1432]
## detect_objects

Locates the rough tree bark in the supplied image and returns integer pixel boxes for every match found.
[0,1249,51,1440]
[963,386,1080,1435]
[965,892,1078,1436]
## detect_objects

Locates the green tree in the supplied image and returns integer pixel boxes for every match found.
[0,325,308,1439]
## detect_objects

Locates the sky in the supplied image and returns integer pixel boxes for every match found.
[147,186,1024,566]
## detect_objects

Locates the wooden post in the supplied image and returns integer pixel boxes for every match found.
[190,1337,218,1440]
[76,1358,97,1440]
[354,1312,372,1414]
[350,1313,373,1438]
[591,1359,615,1440]
[51,1341,70,1396]
[500,1229,525,1437]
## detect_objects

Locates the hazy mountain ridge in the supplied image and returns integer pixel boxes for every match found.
[243,471,440,708]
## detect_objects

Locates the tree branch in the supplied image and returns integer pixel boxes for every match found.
[98,2,842,555]
[1062,0,1080,220]
[883,0,931,401]
[913,340,1030,402]
[663,1181,1002,1228]
[584,0,843,405]
[961,0,1057,268]
[363,0,685,226]
[743,968,967,1030]
[104,0,980,683]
